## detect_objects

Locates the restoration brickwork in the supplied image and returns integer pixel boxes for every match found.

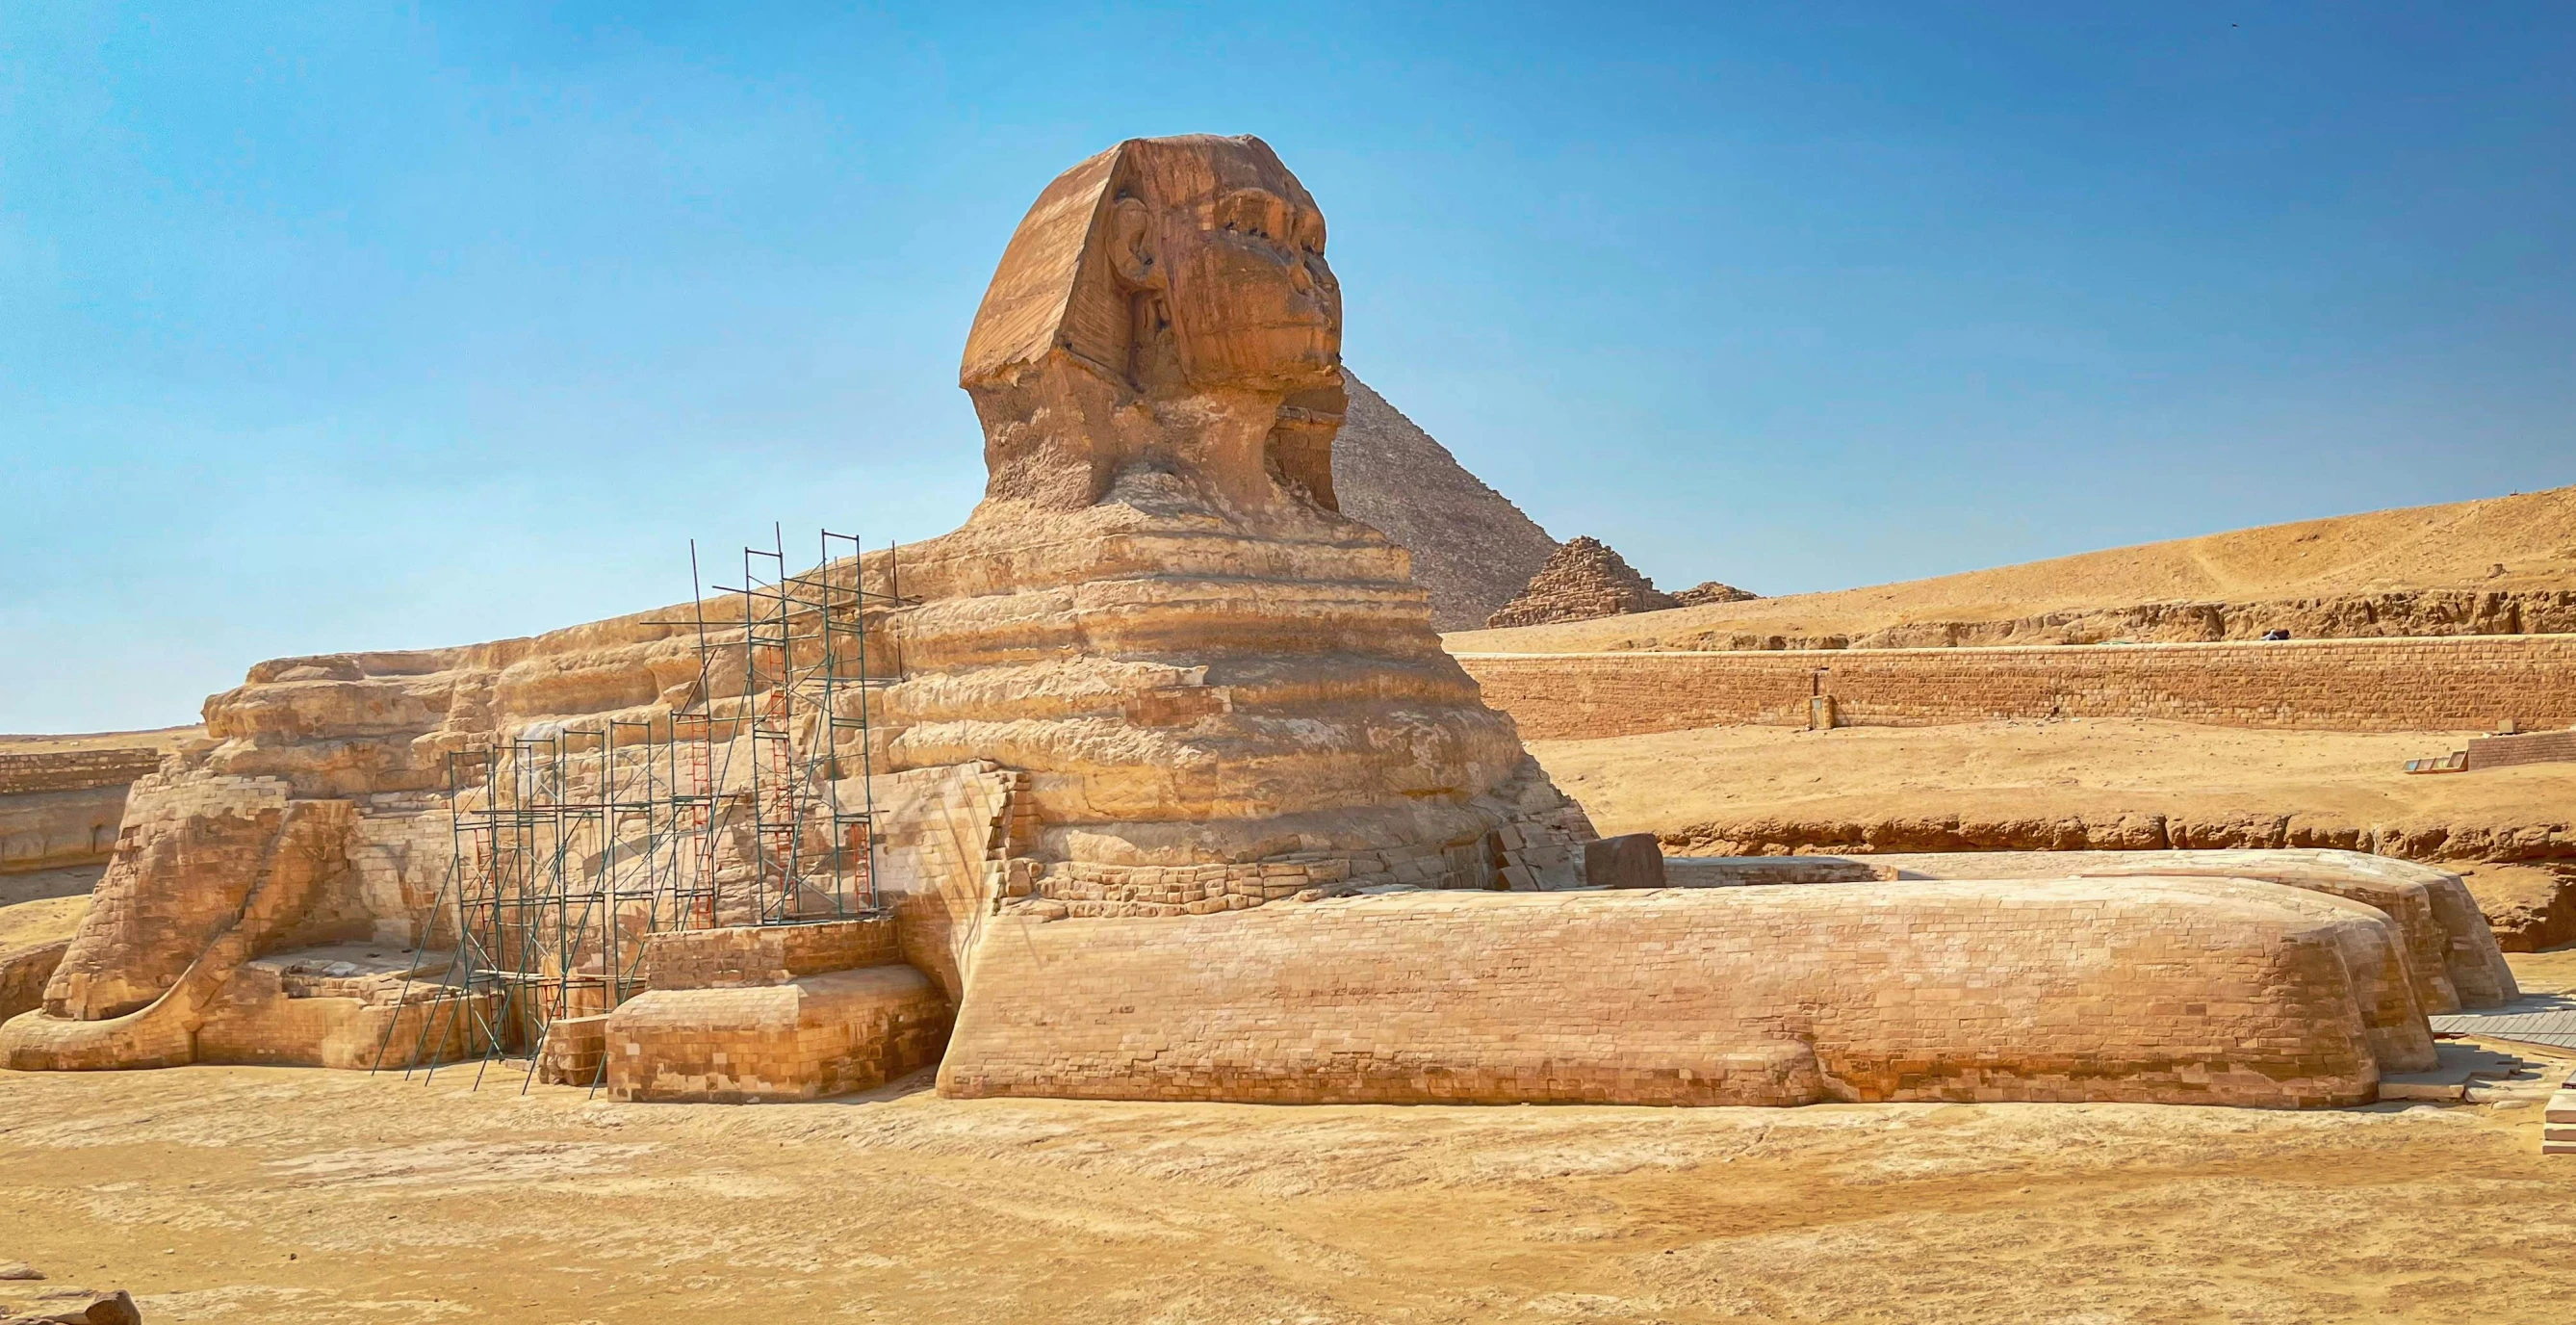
[1457,635,2576,740]
[0,749,165,795]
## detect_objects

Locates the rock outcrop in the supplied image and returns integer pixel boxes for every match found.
[1331,377,1558,631]
[940,876,2429,1108]
[0,745,168,877]
[1485,536,1679,629]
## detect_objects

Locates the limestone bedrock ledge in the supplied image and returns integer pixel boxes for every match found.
[937,874,2425,1109]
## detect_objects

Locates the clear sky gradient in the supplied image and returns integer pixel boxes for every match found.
[6,3,2572,731]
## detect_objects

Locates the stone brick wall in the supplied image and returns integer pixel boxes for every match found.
[2464,730,2576,770]
[640,917,900,990]
[1456,635,2576,739]
[0,749,164,795]
[605,966,951,1103]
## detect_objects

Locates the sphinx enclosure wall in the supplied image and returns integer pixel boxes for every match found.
[1457,635,2576,740]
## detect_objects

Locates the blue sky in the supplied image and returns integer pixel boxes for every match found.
[6,3,2571,731]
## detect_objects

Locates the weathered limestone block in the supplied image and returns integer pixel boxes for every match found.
[536,1013,610,1086]
[192,946,487,1070]
[940,879,2417,1108]
[0,940,69,1023]
[0,786,130,875]
[40,773,353,1021]
[0,1287,142,1325]
[1863,850,2518,1012]
[1584,833,1666,889]
[605,967,952,1103]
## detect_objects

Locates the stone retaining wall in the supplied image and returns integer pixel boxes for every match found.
[0,749,165,795]
[0,748,170,875]
[1456,635,2576,739]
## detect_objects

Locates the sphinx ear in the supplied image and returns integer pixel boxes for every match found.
[1108,196,1158,288]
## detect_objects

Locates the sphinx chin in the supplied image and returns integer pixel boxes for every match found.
[3,135,2514,1109]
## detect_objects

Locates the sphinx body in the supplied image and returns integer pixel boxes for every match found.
[2,136,2514,1108]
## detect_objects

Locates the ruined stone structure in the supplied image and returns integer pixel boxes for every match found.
[1673,581,1761,608]
[1486,536,1680,629]
[0,135,2518,1109]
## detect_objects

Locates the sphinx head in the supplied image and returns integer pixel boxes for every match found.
[961,135,1347,512]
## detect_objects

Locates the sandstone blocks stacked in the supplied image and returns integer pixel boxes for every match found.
[604,919,950,1103]
[2547,1083,2576,1156]
[1485,536,1680,629]
[1673,581,1761,608]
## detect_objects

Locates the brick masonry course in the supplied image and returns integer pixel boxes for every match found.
[1455,635,2576,740]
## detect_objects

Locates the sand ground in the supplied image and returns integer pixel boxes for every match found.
[1530,719,2572,838]
[2,1022,2572,1325]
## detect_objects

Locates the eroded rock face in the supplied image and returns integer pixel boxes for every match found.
[884,135,1590,883]
[940,877,2421,1107]
[1486,536,1680,629]
[43,774,357,1022]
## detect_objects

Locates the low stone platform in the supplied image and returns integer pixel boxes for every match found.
[640,916,900,990]
[194,944,490,1070]
[940,876,2429,1108]
[604,966,951,1104]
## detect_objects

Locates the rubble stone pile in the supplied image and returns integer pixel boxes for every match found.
[1486,536,1679,628]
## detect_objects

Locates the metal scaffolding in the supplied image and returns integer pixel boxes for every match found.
[379,528,903,1090]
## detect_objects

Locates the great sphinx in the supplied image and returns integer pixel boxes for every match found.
[3,135,2514,1107]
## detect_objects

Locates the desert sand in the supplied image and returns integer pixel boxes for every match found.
[1531,719,2576,845]
[0,1017,2568,1324]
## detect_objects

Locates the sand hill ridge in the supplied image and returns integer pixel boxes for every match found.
[1448,483,2576,653]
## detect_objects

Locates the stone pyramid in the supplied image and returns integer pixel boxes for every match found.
[1484,535,1680,628]
[1674,581,1761,607]
[1333,377,1558,632]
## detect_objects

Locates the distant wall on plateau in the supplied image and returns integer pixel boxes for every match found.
[1456,635,2576,740]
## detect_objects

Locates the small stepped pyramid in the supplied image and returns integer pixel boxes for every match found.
[1673,580,1761,608]
[1485,536,1680,629]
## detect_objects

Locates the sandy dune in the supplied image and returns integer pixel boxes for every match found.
[1448,483,2576,653]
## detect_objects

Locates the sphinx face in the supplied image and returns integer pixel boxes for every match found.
[959,136,1352,512]
[1155,181,1343,391]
